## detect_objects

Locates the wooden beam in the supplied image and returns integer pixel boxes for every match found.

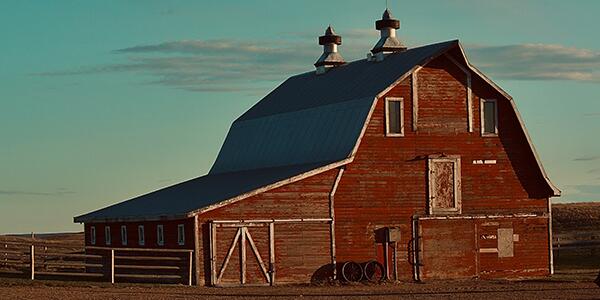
[193,215,200,285]
[188,251,193,286]
[240,227,246,285]
[110,249,115,284]
[30,245,34,280]
[329,168,344,281]
[244,228,270,283]
[411,69,420,131]
[269,222,275,285]
[210,222,217,286]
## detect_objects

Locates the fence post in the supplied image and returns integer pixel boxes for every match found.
[556,237,560,260]
[188,251,193,286]
[30,245,35,280]
[110,249,115,284]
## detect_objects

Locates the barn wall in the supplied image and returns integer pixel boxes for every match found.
[419,216,550,279]
[84,218,195,249]
[333,54,551,280]
[196,168,338,285]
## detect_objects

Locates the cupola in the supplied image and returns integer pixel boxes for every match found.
[314,25,345,74]
[371,9,407,58]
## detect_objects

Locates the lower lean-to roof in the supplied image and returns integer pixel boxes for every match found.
[74,160,341,223]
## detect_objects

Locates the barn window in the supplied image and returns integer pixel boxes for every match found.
[385,97,404,136]
[120,225,127,246]
[157,225,164,246]
[104,226,111,245]
[177,224,185,245]
[481,99,498,136]
[90,226,96,245]
[138,225,145,246]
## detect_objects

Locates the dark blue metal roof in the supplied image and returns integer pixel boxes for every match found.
[75,40,458,223]
[211,40,458,173]
[74,161,337,223]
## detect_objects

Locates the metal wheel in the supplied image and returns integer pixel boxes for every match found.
[363,260,385,282]
[341,261,363,282]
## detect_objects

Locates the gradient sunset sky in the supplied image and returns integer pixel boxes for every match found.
[1,0,599,234]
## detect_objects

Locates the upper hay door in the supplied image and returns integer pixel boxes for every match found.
[428,156,462,215]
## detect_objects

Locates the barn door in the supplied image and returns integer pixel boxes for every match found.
[428,156,461,214]
[211,225,273,286]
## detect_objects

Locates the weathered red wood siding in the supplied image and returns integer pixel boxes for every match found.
[196,168,338,285]
[84,218,195,249]
[333,54,551,279]
[419,216,549,279]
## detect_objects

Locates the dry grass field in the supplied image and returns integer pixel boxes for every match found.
[1,203,599,299]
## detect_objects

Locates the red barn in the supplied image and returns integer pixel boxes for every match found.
[75,9,560,286]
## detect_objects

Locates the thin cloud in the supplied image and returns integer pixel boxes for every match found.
[466,43,600,82]
[34,34,600,93]
[583,112,600,117]
[573,155,600,161]
[0,189,75,197]
[588,168,600,174]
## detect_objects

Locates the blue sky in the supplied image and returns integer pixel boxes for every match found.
[1,0,599,234]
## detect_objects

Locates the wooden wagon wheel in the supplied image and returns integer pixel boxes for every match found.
[341,261,363,282]
[363,260,385,282]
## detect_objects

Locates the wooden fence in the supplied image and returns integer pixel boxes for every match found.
[553,233,600,258]
[0,239,193,285]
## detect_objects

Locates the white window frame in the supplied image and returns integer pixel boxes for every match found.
[120,225,127,246]
[480,98,498,136]
[104,226,111,245]
[385,97,404,137]
[138,225,145,246]
[90,226,96,245]
[428,156,462,215]
[177,224,185,246]
[157,225,164,246]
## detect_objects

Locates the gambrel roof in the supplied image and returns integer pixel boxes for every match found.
[74,40,559,223]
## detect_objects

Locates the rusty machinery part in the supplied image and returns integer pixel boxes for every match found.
[363,260,385,282]
[341,261,363,282]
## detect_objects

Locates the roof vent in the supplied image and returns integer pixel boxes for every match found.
[371,9,407,57]
[314,25,345,74]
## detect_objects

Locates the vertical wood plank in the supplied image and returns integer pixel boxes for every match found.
[210,222,217,286]
[193,215,200,285]
[467,73,473,132]
[30,245,34,280]
[269,222,275,285]
[240,227,247,285]
[110,249,115,284]
[188,251,193,286]
[412,71,419,131]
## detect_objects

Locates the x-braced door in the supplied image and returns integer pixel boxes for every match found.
[210,224,274,286]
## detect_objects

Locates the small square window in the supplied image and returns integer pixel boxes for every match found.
[385,97,404,136]
[138,225,145,246]
[157,225,164,246]
[90,226,96,245]
[177,224,185,246]
[481,99,498,136]
[104,226,111,245]
[120,225,127,246]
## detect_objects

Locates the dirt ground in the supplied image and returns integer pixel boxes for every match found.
[1,272,599,300]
